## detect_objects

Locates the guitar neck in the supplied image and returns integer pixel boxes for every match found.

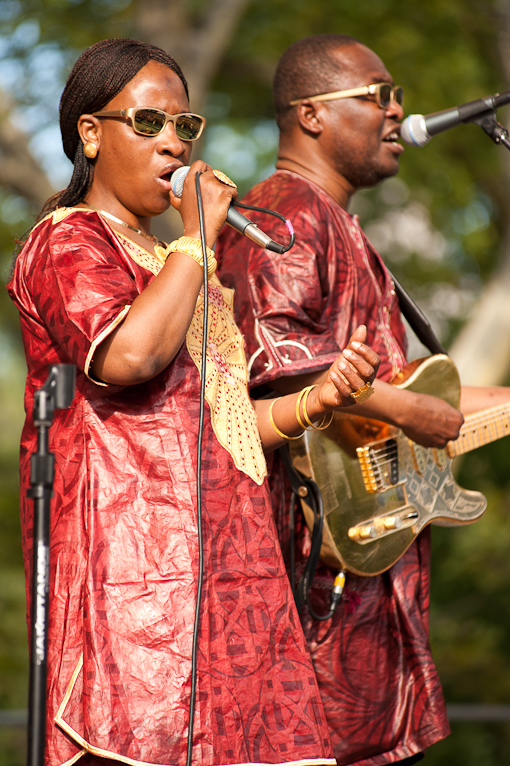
[446,401,510,457]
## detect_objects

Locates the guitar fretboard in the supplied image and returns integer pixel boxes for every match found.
[446,402,510,458]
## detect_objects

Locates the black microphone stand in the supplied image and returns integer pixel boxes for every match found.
[26,364,75,766]
[473,110,510,150]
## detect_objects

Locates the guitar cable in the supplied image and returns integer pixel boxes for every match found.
[279,446,345,621]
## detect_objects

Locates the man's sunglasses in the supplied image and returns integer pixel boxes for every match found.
[91,107,206,140]
[289,82,404,110]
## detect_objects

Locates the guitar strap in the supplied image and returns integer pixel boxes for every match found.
[390,272,448,356]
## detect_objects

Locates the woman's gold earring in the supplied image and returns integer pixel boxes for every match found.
[83,142,98,159]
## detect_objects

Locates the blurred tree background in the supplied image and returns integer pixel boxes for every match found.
[1,0,510,763]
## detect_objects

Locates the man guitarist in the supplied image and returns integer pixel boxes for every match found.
[217,34,510,766]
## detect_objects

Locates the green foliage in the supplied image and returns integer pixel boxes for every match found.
[0,0,132,63]
[0,566,28,711]
[0,375,26,762]
[1,1,510,763]
[0,728,26,766]
[427,439,510,764]
[0,175,30,766]
[432,441,510,696]
[425,721,510,765]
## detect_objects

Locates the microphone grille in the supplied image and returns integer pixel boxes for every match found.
[171,165,191,197]
[400,114,431,147]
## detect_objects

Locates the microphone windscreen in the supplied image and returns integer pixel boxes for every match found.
[400,115,431,147]
[171,165,191,198]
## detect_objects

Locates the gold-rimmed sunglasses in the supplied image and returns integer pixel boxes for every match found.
[289,82,404,110]
[91,107,206,140]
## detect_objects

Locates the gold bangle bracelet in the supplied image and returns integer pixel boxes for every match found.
[302,385,334,431]
[296,386,314,430]
[168,236,217,277]
[315,411,334,430]
[268,398,304,441]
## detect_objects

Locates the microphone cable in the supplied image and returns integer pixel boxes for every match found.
[170,165,295,254]
[184,183,296,763]
[186,170,209,766]
[233,200,295,253]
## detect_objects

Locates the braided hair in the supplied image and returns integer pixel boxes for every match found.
[39,38,189,219]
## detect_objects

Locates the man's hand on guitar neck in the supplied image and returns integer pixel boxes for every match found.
[270,370,463,449]
[361,381,510,447]
[357,379,464,449]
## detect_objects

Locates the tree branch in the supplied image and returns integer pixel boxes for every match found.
[132,0,251,110]
[0,89,54,207]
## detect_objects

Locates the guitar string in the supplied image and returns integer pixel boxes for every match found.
[458,409,510,436]
[364,408,510,477]
[461,423,510,441]
[462,413,510,431]
[450,410,510,454]
[367,407,510,458]
[367,444,399,458]
[367,447,398,460]
[369,453,398,465]
[367,404,510,447]
[365,410,509,459]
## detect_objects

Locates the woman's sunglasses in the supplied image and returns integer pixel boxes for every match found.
[91,107,206,140]
[289,82,404,110]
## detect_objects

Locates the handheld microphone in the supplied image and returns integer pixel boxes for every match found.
[400,90,510,146]
[171,165,292,254]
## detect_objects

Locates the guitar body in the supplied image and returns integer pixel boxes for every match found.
[289,355,487,576]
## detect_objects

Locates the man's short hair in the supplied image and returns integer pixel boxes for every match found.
[273,34,360,131]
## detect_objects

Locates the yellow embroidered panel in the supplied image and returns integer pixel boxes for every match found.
[114,232,167,274]
[101,227,266,486]
[29,207,79,232]
[186,275,267,486]
[52,207,81,225]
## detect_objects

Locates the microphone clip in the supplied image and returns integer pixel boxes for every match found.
[472,111,510,150]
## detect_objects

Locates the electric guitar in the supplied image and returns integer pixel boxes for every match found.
[289,354,510,576]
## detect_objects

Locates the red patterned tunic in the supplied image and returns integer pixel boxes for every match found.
[8,207,335,766]
[217,171,450,765]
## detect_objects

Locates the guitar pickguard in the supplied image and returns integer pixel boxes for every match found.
[290,355,488,576]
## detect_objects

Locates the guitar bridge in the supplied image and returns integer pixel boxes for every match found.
[357,438,401,494]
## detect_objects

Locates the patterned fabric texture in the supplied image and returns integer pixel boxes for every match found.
[8,208,335,766]
[217,170,450,765]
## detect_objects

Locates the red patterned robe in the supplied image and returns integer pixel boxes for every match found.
[8,207,336,766]
[217,170,450,765]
